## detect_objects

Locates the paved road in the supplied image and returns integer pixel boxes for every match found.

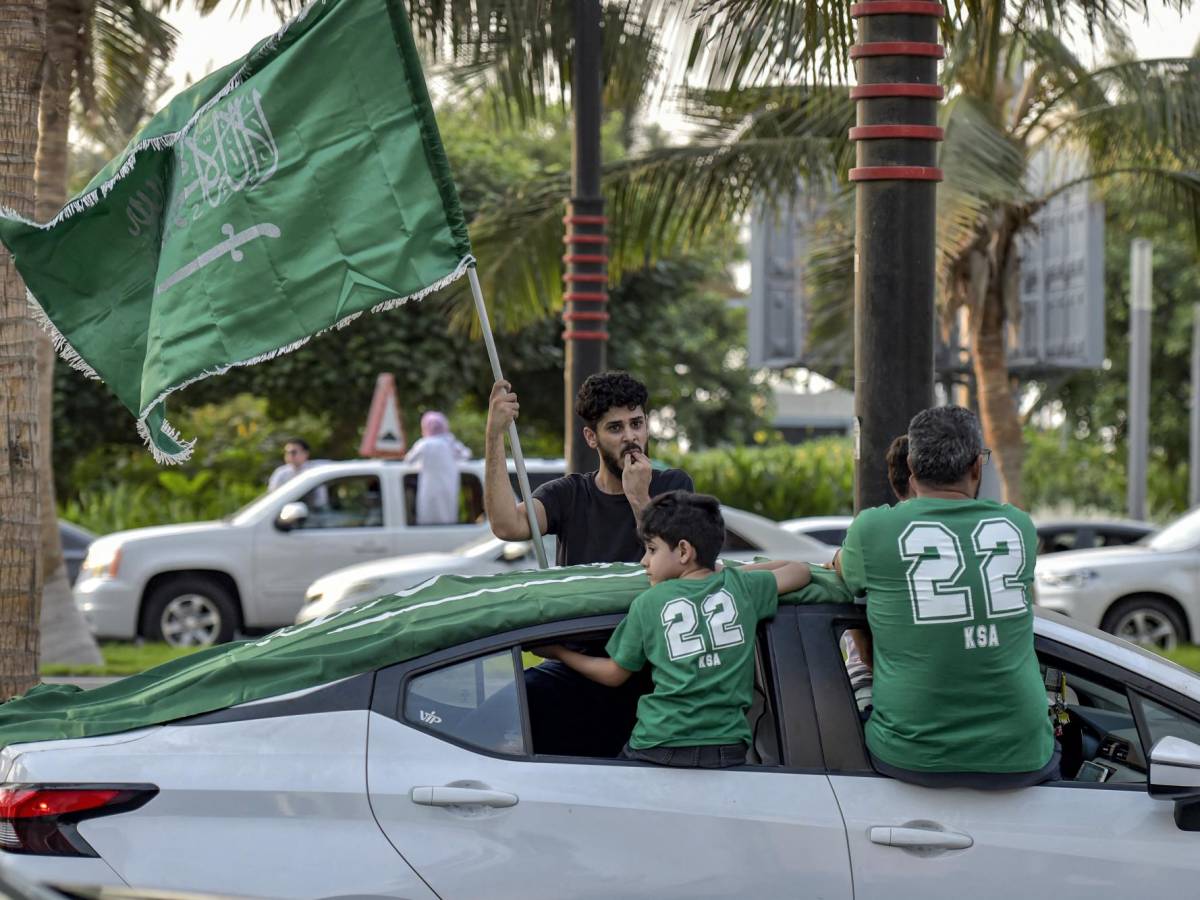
[42,675,119,689]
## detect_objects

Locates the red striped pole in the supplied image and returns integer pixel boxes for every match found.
[850,0,946,511]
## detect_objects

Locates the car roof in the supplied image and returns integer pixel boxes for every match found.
[1035,517,1156,532]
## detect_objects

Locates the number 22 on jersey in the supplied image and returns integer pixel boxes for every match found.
[661,589,745,661]
[898,518,1029,625]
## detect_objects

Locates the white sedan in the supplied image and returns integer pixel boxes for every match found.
[3,575,1200,898]
[1035,506,1200,650]
[297,505,836,623]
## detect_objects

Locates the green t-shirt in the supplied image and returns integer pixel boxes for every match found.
[606,567,779,749]
[840,497,1054,774]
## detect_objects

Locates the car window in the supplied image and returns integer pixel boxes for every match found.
[1097,530,1143,548]
[1133,693,1200,754]
[294,476,382,529]
[402,472,484,526]
[403,650,526,755]
[723,528,758,552]
[1038,529,1079,554]
[809,528,848,546]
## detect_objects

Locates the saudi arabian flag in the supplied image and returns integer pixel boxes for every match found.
[0,0,472,463]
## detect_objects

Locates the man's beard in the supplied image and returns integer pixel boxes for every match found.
[599,442,642,478]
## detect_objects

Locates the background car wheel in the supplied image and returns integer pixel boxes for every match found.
[1100,596,1187,651]
[142,576,238,647]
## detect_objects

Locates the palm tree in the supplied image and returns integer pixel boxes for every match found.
[0,0,49,699]
[31,0,176,666]
[425,0,1200,507]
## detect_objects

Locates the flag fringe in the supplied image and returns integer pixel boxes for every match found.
[130,254,475,465]
[8,0,327,232]
[24,289,101,380]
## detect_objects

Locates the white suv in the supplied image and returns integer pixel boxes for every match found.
[74,458,563,646]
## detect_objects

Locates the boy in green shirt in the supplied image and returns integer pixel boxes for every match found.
[536,491,810,768]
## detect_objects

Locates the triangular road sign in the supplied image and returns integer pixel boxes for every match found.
[360,373,408,458]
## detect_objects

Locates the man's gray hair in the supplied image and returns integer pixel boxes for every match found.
[907,406,983,486]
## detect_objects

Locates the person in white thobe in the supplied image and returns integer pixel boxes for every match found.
[405,412,471,525]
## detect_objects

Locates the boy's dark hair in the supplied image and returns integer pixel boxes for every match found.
[286,437,311,452]
[575,371,649,428]
[885,434,910,501]
[637,491,725,569]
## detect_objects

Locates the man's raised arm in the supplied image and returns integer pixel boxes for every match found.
[483,379,548,541]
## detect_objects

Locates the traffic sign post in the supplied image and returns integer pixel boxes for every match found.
[359,373,408,459]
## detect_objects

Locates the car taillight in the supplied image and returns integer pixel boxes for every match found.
[0,784,157,857]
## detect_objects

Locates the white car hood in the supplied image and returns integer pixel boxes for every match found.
[1037,544,1157,571]
[310,553,465,592]
[90,521,228,553]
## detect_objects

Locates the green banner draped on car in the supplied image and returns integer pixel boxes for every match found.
[0,564,853,749]
[0,0,472,463]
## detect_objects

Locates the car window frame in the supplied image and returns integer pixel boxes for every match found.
[371,609,818,770]
[802,602,1200,788]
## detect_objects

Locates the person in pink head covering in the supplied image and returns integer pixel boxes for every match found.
[405,411,471,524]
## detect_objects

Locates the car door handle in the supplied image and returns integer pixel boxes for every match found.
[410,786,518,808]
[869,826,973,850]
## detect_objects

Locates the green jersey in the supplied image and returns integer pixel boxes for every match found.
[606,567,779,749]
[840,497,1054,774]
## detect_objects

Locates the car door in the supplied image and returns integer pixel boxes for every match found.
[395,469,490,553]
[365,613,853,900]
[252,473,395,625]
[797,608,1200,898]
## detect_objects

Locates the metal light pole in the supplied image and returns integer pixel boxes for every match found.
[1127,238,1152,520]
[1190,303,1200,509]
[850,0,946,512]
[563,0,607,474]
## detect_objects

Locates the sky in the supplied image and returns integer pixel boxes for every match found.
[162,1,1200,105]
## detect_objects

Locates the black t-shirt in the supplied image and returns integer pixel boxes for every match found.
[533,468,694,566]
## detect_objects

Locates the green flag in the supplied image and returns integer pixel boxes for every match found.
[0,564,851,749]
[0,0,471,463]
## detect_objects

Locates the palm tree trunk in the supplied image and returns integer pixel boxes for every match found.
[33,0,103,666]
[970,293,1025,508]
[0,0,48,700]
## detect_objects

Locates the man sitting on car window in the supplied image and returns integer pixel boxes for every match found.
[536,492,811,768]
[837,406,1059,788]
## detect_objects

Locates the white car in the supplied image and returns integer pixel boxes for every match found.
[296,506,837,624]
[73,458,563,646]
[781,515,853,548]
[3,580,1200,898]
[1035,506,1200,650]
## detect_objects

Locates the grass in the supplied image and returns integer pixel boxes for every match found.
[1159,645,1200,673]
[40,641,205,677]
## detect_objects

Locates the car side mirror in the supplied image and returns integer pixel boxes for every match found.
[275,501,309,532]
[1149,736,1200,831]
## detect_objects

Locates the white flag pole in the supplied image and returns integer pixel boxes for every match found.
[467,266,550,569]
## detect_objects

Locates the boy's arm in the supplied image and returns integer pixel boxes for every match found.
[534,645,634,688]
[741,559,812,595]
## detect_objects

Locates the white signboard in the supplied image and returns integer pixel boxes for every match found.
[1009,148,1105,370]
[748,192,825,369]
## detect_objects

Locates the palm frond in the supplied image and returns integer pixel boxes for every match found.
[86,0,177,130]
[1034,57,1200,171]
[938,94,1030,267]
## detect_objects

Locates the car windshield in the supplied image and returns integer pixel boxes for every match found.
[1147,507,1200,552]
[227,489,278,525]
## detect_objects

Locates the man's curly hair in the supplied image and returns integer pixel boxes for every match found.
[575,371,649,427]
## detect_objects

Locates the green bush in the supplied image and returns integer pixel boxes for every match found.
[661,439,855,520]
[1022,428,1184,521]
[60,395,330,534]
